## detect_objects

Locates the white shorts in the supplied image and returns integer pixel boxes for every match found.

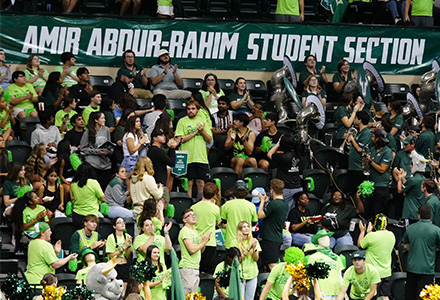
[157,6,174,16]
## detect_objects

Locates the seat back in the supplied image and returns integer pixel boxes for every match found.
[241,168,269,190]
[384,84,410,101]
[246,79,266,101]
[314,147,340,170]
[56,273,77,290]
[333,244,360,269]
[98,218,114,240]
[169,193,194,224]
[51,217,76,251]
[168,221,181,245]
[199,274,215,300]
[333,169,349,194]
[215,245,226,266]
[210,167,239,196]
[390,272,407,300]
[173,244,181,260]
[182,78,204,93]
[89,75,114,95]
[302,169,330,199]
[307,193,322,216]
[5,140,32,165]
[124,218,135,238]
[218,79,235,95]
[167,99,187,117]
[208,147,220,168]
[18,117,40,145]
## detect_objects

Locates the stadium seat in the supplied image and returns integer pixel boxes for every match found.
[387,218,405,247]
[390,272,407,300]
[199,273,215,300]
[276,123,291,135]
[333,169,348,194]
[299,155,311,174]
[241,167,269,190]
[123,218,135,238]
[136,98,153,108]
[384,83,410,101]
[169,192,194,224]
[397,243,408,272]
[255,272,270,300]
[218,79,235,95]
[333,244,360,269]
[246,79,266,101]
[235,0,263,18]
[5,140,32,165]
[323,123,337,147]
[89,75,114,95]
[180,0,203,16]
[56,273,77,290]
[173,244,181,260]
[167,99,187,117]
[182,78,204,93]
[307,193,322,216]
[313,146,340,170]
[167,221,181,245]
[208,147,220,168]
[205,0,232,16]
[19,117,40,145]
[51,217,76,251]
[210,167,239,196]
[98,218,114,240]
[302,169,330,199]
[215,245,226,266]
[0,259,19,282]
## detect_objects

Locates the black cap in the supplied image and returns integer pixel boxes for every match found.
[151,128,165,139]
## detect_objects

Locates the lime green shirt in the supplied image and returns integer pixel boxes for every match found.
[137,216,163,236]
[133,234,166,266]
[360,230,395,278]
[55,109,77,131]
[267,262,292,300]
[71,179,104,217]
[83,105,100,128]
[0,109,11,133]
[105,233,132,259]
[412,0,433,17]
[22,205,49,232]
[4,83,37,109]
[307,251,344,296]
[220,199,258,249]
[75,267,92,284]
[175,115,211,164]
[275,0,299,15]
[342,264,381,299]
[140,263,170,300]
[25,239,58,284]
[178,226,202,269]
[25,69,49,90]
[191,200,221,247]
[52,66,78,87]
[240,239,261,280]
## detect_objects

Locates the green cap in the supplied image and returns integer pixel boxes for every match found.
[351,250,366,260]
[25,222,50,239]
[120,69,135,78]
[81,248,99,266]
[311,229,334,245]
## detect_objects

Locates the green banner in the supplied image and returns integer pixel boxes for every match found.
[1,14,439,75]
[172,151,188,176]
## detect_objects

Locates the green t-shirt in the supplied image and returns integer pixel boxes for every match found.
[71,179,104,217]
[83,105,100,128]
[4,83,38,109]
[0,109,11,133]
[412,0,433,16]
[392,150,411,174]
[199,89,225,113]
[75,267,92,284]
[301,89,327,100]
[416,129,436,162]
[191,200,221,247]
[136,216,163,236]
[332,72,353,93]
[240,239,261,280]
[402,173,426,220]
[105,233,132,259]
[390,114,404,139]
[307,251,344,296]
[22,205,49,232]
[178,226,202,269]
[335,106,352,139]
[342,263,380,299]
[360,230,395,278]
[55,109,77,131]
[403,219,440,274]
[2,179,32,197]
[220,199,258,249]
[369,146,393,188]
[298,70,326,92]
[214,262,231,297]
[427,194,440,227]
[267,262,292,300]
[133,234,166,266]
[24,69,49,89]
[275,0,299,15]
[228,92,253,113]
[175,115,211,164]
[348,127,372,171]
[25,239,58,284]
[52,66,78,87]
[140,263,170,300]
[260,198,289,243]
[386,132,397,153]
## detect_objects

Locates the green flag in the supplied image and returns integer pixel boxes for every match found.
[170,248,185,300]
[228,257,242,300]
[330,0,348,23]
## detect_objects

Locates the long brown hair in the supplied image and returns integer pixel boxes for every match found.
[131,156,155,181]
[26,54,40,75]
[25,143,46,181]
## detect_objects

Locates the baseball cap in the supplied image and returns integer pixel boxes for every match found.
[351,250,366,260]
[373,128,389,144]
[151,128,165,139]
[402,135,415,145]
[251,187,266,204]
[158,49,170,57]
[25,222,50,239]
[234,180,248,191]
[120,69,135,78]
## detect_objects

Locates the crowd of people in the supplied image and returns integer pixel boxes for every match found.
[1,45,440,300]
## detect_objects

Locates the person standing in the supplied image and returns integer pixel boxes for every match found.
[424,179,440,227]
[175,100,212,197]
[191,182,221,274]
[258,179,289,270]
[403,205,440,300]
[358,215,396,300]
[178,209,211,295]
[298,55,328,93]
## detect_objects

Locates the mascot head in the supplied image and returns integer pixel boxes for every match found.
[86,257,124,300]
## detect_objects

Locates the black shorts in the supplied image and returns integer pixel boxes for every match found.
[378,276,392,297]
[200,246,217,274]
[187,163,209,181]
[115,263,130,282]
[260,239,281,264]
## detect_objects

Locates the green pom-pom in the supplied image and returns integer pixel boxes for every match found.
[15,185,34,198]
[283,247,305,265]
[358,180,375,198]
[1,274,34,300]
[260,136,274,153]
[166,204,175,218]
[305,262,331,279]
[70,153,82,171]
[166,109,175,121]
[62,285,94,300]
[215,267,231,288]
[130,260,158,282]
